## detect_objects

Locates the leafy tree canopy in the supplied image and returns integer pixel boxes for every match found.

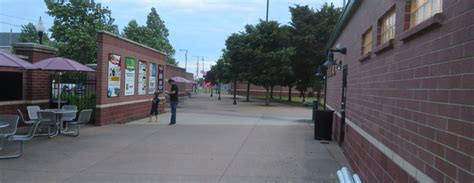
[18,23,51,45]
[45,0,118,64]
[123,7,177,66]
[289,3,341,94]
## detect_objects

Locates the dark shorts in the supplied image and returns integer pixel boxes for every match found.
[150,106,158,115]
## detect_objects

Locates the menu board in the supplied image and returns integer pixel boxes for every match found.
[149,63,157,94]
[107,53,121,97]
[157,64,164,92]
[138,61,147,95]
[124,57,136,96]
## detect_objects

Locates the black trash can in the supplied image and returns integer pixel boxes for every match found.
[312,100,318,121]
[314,110,334,140]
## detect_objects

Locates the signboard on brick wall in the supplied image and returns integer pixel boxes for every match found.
[157,64,164,92]
[149,63,157,94]
[124,57,136,96]
[138,61,147,95]
[107,53,121,97]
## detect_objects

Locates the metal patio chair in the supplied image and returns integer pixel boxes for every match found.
[26,106,41,122]
[64,109,92,137]
[61,105,78,122]
[0,115,19,158]
[17,109,36,125]
[37,111,58,138]
[0,116,40,159]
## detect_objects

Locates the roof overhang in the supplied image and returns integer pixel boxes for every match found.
[324,0,362,51]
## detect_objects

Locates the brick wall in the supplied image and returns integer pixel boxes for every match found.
[95,31,167,126]
[327,0,473,182]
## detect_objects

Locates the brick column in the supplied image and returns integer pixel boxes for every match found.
[13,43,57,107]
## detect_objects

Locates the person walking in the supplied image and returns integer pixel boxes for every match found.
[149,92,160,122]
[166,79,179,125]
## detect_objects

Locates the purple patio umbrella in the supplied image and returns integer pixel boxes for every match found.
[170,76,194,83]
[34,57,95,108]
[34,57,95,72]
[0,51,37,69]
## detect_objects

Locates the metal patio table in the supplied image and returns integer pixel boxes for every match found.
[41,109,77,135]
[0,121,10,151]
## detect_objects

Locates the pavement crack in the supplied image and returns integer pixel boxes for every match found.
[216,108,265,183]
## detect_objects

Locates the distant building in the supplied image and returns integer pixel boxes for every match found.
[326,0,472,182]
[0,32,21,52]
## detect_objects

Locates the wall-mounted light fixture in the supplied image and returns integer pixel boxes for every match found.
[323,47,346,67]
[317,46,347,111]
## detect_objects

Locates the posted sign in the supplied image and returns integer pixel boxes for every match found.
[125,57,136,96]
[107,53,121,97]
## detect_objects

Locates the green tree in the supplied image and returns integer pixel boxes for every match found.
[247,20,295,106]
[225,26,261,102]
[122,8,177,66]
[45,0,118,64]
[18,23,51,44]
[289,3,341,103]
[213,53,232,84]
[145,7,177,65]
[122,20,148,43]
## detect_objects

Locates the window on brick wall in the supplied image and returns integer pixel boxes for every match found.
[409,0,442,28]
[362,28,372,55]
[379,9,396,45]
[0,72,23,101]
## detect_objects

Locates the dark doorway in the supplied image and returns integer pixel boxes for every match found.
[0,72,23,101]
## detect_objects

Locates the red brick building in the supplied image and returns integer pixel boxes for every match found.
[326,0,473,182]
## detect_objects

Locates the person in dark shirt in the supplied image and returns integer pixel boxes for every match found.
[166,79,179,125]
[149,92,160,122]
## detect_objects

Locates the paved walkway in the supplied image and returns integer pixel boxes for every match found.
[0,93,349,183]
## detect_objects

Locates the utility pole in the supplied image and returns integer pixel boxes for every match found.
[266,0,269,21]
[202,57,205,73]
[179,49,188,70]
[195,56,199,80]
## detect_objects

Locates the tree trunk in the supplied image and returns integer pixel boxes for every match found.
[302,92,306,103]
[279,86,282,100]
[233,80,237,105]
[288,85,292,102]
[270,85,274,99]
[246,81,251,102]
[265,88,270,106]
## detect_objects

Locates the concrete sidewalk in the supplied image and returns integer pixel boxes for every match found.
[0,94,349,183]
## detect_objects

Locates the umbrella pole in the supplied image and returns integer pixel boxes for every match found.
[58,72,62,109]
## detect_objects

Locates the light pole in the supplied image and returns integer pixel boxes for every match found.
[218,82,221,100]
[36,16,45,44]
[266,0,269,21]
[179,49,188,70]
[195,56,199,80]
[202,56,205,74]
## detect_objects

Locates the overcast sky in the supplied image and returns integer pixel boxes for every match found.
[0,0,342,77]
